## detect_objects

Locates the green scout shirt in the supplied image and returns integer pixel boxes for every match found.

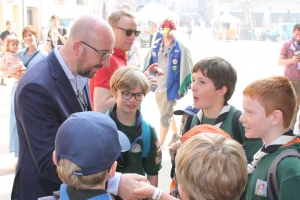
[116,121,162,176]
[182,105,262,163]
[243,142,300,200]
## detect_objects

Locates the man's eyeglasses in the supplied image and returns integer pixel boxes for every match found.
[113,27,141,37]
[120,91,145,101]
[81,41,114,62]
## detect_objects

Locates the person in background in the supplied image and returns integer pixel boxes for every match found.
[46,15,68,52]
[143,18,193,147]
[172,105,199,142]
[127,37,141,68]
[278,23,300,130]
[0,20,17,85]
[150,22,163,48]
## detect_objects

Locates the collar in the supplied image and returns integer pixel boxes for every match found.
[113,47,126,62]
[54,46,87,93]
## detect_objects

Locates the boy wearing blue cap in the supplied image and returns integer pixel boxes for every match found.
[108,67,162,199]
[169,105,200,145]
[52,111,130,200]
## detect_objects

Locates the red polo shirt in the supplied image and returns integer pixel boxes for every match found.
[89,47,127,107]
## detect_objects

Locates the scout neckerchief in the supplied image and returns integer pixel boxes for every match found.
[159,38,175,57]
[289,38,300,53]
[196,103,230,128]
[247,130,297,174]
[108,104,143,167]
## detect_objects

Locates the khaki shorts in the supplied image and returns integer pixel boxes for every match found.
[290,80,300,129]
[156,92,177,127]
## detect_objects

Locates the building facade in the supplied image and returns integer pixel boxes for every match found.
[0,0,117,42]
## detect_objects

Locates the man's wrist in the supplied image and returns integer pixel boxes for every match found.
[107,172,121,195]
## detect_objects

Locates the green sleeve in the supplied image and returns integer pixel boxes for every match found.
[277,156,300,200]
[143,124,162,175]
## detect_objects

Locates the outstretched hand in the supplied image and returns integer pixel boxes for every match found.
[144,63,164,77]
[128,181,155,200]
[118,173,149,200]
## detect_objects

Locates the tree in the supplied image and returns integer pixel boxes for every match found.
[234,0,265,30]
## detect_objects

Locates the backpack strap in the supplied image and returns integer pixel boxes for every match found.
[142,120,150,158]
[185,115,194,132]
[267,149,300,200]
[232,110,243,145]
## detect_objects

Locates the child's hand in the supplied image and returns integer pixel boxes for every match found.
[169,140,181,160]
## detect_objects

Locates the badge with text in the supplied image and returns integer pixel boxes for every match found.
[255,179,267,197]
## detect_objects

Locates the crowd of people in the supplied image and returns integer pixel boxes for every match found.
[0,8,300,200]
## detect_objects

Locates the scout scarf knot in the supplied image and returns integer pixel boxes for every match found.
[196,103,230,127]
[247,130,296,174]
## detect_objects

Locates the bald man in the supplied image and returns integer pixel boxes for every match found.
[11,14,146,200]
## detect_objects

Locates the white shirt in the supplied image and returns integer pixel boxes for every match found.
[151,31,158,48]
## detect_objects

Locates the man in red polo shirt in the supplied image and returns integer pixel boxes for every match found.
[90,10,140,113]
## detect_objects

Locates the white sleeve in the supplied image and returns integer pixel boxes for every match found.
[107,172,121,195]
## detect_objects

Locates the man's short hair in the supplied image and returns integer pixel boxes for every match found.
[51,15,59,20]
[57,159,108,190]
[110,66,150,95]
[243,76,296,128]
[293,23,300,32]
[108,9,135,27]
[176,133,247,200]
[22,25,38,39]
[6,20,12,25]
[192,56,237,102]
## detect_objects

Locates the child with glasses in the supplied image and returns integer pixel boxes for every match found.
[107,66,162,200]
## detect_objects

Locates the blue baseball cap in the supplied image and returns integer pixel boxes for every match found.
[55,111,130,176]
[173,105,199,116]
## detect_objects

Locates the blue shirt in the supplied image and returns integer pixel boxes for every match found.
[18,47,47,70]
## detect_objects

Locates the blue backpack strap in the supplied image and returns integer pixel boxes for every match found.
[142,121,150,158]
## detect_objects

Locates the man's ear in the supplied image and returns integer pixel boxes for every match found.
[72,40,82,56]
[271,110,284,126]
[52,150,57,166]
[108,161,117,178]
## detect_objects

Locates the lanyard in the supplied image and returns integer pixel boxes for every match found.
[160,38,175,55]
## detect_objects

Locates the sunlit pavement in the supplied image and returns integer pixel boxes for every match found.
[0,28,286,199]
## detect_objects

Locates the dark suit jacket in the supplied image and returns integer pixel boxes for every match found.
[11,50,92,200]
[150,31,163,47]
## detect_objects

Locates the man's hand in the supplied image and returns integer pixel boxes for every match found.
[128,181,155,200]
[291,55,300,64]
[118,173,149,200]
[144,63,164,77]
[169,140,181,160]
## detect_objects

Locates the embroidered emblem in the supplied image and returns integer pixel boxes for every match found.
[130,143,141,153]
[172,65,177,71]
[255,179,267,197]
[152,52,156,57]
[172,59,178,65]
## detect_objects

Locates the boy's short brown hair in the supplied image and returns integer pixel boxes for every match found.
[176,133,247,200]
[57,159,108,190]
[243,76,296,128]
[293,23,300,32]
[192,57,237,102]
[110,66,149,95]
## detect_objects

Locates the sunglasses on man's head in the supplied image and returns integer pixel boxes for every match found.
[113,26,141,37]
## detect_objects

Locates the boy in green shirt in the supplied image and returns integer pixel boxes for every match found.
[108,67,162,198]
[181,56,262,162]
[241,76,300,200]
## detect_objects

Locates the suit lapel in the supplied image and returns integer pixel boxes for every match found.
[48,51,84,113]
